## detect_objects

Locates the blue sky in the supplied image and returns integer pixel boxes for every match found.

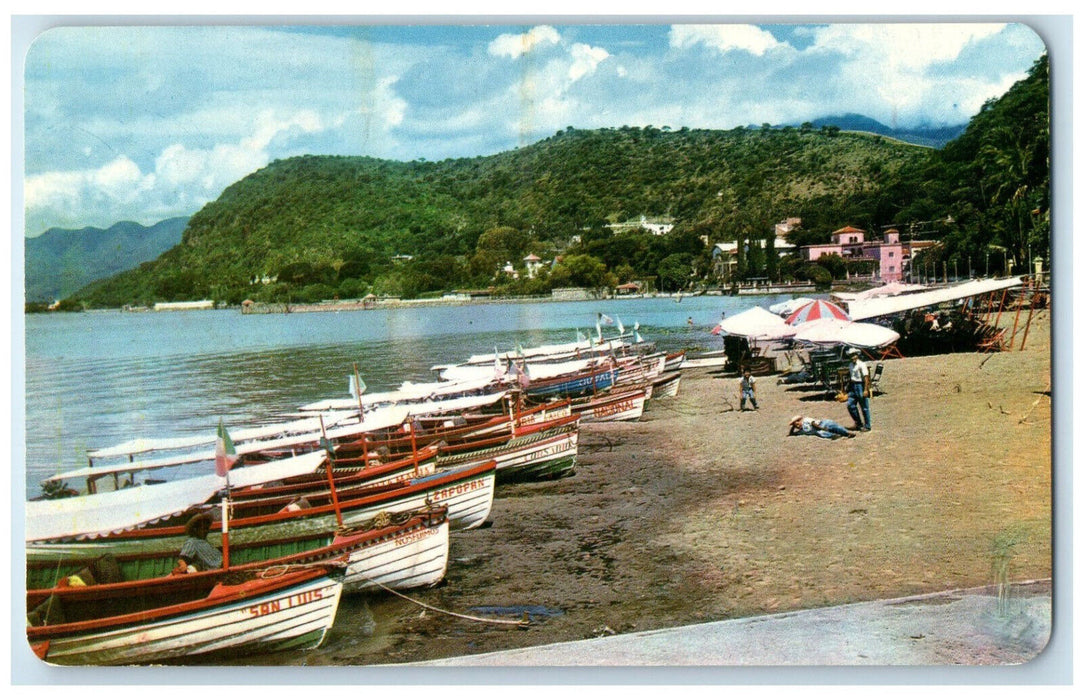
[20,21,1046,236]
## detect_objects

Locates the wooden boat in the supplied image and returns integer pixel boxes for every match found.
[448,332,644,368]
[28,459,497,578]
[28,505,450,595]
[565,387,648,422]
[682,350,729,368]
[649,371,682,400]
[364,413,579,484]
[71,406,417,494]
[523,363,619,398]
[27,450,331,543]
[664,351,687,372]
[27,564,344,665]
[333,400,571,457]
[428,418,580,483]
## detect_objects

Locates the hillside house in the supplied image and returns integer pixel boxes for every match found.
[608,215,674,236]
[523,253,543,278]
[799,225,904,282]
[712,224,798,281]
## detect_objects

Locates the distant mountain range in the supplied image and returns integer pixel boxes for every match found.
[796,114,967,148]
[24,217,189,302]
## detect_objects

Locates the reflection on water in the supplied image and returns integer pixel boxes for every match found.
[22,295,793,495]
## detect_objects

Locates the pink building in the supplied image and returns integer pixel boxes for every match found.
[800,226,905,282]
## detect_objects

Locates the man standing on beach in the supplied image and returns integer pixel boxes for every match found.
[846,348,872,431]
[740,367,758,411]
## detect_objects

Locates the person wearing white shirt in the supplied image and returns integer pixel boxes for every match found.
[845,348,872,431]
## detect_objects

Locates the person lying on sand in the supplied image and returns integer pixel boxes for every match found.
[788,415,856,440]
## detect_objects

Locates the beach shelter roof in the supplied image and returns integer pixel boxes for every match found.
[845,277,1024,321]
[792,319,901,349]
[785,299,851,325]
[717,306,797,340]
[832,282,927,302]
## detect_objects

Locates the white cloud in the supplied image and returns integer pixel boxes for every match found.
[21,24,1046,234]
[810,24,1007,73]
[25,108,340,234]
[488,26,561,59]
[670,24,784,56]
[802,23,1020,126]
[569,43,610,81]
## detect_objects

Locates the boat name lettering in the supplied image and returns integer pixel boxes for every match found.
[523,442,570,461]
[247,588,325,617]
[432,478,487,502]
[594,399,635,417]
[394,527,438,547]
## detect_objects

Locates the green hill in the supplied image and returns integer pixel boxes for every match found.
[72,127,928,307]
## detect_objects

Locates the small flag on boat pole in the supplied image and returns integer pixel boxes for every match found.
[352,363,366,420]
[215,419,238,478]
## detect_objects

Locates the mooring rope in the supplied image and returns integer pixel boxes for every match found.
[364,576,530,628]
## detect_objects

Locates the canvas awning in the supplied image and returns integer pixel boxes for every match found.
[845,277,1024,321]
[27,450,329,542]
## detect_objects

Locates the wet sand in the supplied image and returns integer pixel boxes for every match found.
[244,312,1053,667]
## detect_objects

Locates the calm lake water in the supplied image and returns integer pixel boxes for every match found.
[21,294,796,497]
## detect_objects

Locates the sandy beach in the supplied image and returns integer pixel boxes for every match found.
[243,311,1052,667]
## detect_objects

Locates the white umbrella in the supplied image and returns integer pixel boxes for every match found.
[792,318,900,349]
[717,306,798,340]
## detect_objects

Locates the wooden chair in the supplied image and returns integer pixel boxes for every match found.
[870,362,885,395]
[977,328,1007,353]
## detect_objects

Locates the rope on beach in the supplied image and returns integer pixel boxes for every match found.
[364,577,531,628]
[580,435,618,453]
[1018,381,1052,424]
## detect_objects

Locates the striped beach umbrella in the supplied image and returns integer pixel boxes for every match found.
[784,299,851,325]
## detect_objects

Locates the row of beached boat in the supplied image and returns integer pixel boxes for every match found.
[26,322,686,666]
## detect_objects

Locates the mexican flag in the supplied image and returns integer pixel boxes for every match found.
[215,419,239,477]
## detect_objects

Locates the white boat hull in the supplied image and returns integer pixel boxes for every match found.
[438,430,580,482]
[342,517,450,593]
[338,470,496,532]
[36,574,343,666]
[650,373,682,400]
[575,391,647,422]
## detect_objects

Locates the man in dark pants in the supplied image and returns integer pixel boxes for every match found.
[845,347,872,431]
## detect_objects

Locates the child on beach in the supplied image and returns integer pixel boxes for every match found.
[740,368,758,411]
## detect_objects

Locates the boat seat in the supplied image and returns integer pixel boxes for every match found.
[92,554,124,584]
[28,595,65,627]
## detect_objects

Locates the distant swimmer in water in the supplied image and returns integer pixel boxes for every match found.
[687,316,694,326]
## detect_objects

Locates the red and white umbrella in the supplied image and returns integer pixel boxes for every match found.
[784,299,851,325]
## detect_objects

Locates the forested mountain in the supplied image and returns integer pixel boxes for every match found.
[25,217,188,302]
[798,114,966,148]
[69,55,1048,308]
